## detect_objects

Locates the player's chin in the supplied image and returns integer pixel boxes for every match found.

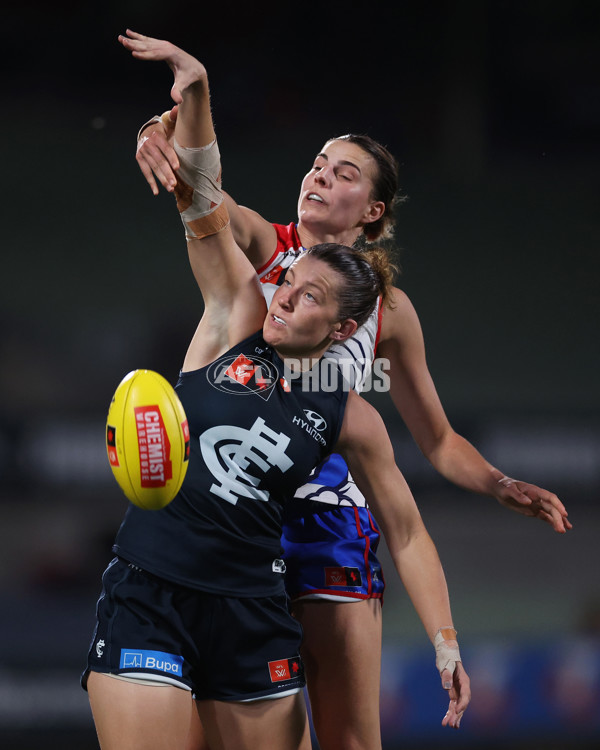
[262,324,278,347]
[263,317,287,345]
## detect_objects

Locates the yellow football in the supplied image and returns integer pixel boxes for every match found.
[106,370,190,510]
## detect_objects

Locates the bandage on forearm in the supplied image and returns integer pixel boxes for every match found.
[434,627,461,675]
[173,138,229,240]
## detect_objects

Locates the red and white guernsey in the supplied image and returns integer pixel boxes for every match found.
[258,223,383,508]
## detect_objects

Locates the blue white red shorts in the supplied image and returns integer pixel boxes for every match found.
[281,505,385,602]
[82,557,305,701]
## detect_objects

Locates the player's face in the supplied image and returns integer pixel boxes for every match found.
[297,140,381,239]
[263,255,348,358]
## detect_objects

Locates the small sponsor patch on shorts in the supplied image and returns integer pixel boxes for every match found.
[324,566,363,587]
[119,648,183,677]
[268,657,303,683]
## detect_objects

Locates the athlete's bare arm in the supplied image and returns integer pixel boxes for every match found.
[335,391,471,727]
[377,288,570,532]
[120,30,266,370]
[136,110,278,267]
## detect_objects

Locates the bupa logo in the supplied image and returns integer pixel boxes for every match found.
[303,409,327,432]
[121,651,143,668]
[206,353,279,401]
[200,417,293,505]
[119,648,183,676]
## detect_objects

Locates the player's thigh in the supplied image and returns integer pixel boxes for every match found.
[294,599,383,748]
[87,671,193,750]
[295,597,382,674]
[185,703,211,750]
[196,692,311,750]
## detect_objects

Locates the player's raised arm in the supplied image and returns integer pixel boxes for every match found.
[118,30,266,367]
[134,86,278,267]
[377,289,571,534]
[335,392,471,728]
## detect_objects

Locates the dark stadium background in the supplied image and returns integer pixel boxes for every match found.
[1,1,599,748]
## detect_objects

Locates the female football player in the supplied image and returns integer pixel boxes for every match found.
[134,34,571,750]
[83,30,471,750]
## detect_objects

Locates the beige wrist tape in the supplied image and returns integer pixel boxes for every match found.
[136,111,174,142]
[434,627,461,675]
[173,138,229,239]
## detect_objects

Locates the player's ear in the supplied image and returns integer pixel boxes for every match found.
[362,200,385,226]
[330,319,357,342]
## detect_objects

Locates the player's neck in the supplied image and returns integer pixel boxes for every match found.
[297,223,362,251]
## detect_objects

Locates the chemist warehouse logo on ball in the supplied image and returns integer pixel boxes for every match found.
[206,353,280,401]
[134,406,172,487]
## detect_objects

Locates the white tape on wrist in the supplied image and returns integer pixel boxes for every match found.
[498,475,515,487]
[434,627,461,676]
[173,138,229,239]
[136,115,161,142]
[136,111,175,142]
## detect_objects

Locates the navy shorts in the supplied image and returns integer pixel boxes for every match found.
[282,506,385,602]
[82,557,305,701]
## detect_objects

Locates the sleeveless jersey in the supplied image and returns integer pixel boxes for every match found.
[113,331,348,597]
[258,222,382,508]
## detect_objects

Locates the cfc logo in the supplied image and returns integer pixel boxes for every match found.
[200,417,293,505]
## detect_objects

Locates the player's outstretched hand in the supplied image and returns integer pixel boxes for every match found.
[494,476,572,533]
[441,661,470,729]
[136,110,179,195]
[118,29,206,106]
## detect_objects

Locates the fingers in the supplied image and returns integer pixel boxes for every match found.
[442,700,465,729]
[137,157,159,195]
[503,480,571,533]
[118,29,146,50]
[441,663,471,729]
[543,506,568,533]
[518,483,568,516]
[453,674,471,714]
[124,29,146,41]
[136,132,180,194]
[531,493,571,533]
[118,29,170,61]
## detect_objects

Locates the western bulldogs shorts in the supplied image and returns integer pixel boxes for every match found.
[282,506,385,601]
[82,557,305,701]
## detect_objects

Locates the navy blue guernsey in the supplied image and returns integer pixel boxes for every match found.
[113,332,348,598]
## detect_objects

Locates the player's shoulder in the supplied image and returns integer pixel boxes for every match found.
[339,391,386,446]
[379,286,421,339]
[388,285,415,310]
